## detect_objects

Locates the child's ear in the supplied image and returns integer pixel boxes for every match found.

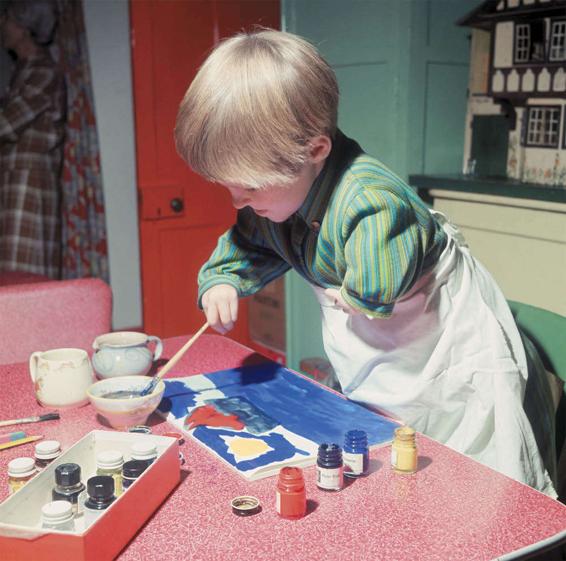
[308,135,332,164]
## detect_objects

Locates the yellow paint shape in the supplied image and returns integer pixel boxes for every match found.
[223,436,273,462]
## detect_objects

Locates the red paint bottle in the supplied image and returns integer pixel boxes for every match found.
[276,467,306,520]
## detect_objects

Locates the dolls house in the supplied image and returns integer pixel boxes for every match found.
[459,0,566,185]
[409,0,566,317]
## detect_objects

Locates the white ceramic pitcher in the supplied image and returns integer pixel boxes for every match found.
[29,348,94,408]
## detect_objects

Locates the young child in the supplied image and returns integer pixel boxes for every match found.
[175,29,555,495]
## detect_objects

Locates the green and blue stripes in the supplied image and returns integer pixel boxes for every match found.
[198,131,446,317]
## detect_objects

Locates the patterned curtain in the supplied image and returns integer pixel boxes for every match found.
[51,0,108,280]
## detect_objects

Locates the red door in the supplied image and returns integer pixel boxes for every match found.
[130,1,280,342]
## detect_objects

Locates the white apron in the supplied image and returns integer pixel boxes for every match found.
[313,211,555,496]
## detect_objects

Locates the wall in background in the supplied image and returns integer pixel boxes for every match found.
[283,0,477,372]
[82,0,142,329]
[407,0,475,176]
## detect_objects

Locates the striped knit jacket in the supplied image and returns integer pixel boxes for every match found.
[198,130,447,318]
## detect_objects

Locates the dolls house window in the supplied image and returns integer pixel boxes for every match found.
[549,20,566,62]
[515,24,530,62]
[514,20,546,63]
[525,106,561,148]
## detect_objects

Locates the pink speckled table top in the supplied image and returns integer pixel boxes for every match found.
[1,334,565,561]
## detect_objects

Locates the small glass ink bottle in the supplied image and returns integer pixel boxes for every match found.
[7,457,36,494]
[130,441,157,464]
[316,443,343,491]
[52,463,86,515]
[122,459,149,490]
[35,440,62,470]
[41,500,76,532]
[276,467,306,520]
[391,426,418,474]
[343,429,369,478]
[96,450,124,496]
[84,475,116,527]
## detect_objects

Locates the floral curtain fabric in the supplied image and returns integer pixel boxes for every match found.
[52,0,108,280]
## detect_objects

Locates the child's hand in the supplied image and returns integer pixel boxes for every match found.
[324,288,360,315]
[201,284,239,334]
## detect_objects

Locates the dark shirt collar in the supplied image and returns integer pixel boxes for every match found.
[296,129,363,229]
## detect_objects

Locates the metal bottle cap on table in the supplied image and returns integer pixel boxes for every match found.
[231,496,261,516]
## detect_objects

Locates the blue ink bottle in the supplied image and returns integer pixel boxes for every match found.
[343,429,369,478]
[84,476,116,527]
[316,443,343,491]
[122,460,149,490]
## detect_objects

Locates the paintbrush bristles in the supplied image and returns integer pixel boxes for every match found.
[139,321,209,396]
[38,413,60,421]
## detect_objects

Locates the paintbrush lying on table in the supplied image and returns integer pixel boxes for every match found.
[0,412,59,428]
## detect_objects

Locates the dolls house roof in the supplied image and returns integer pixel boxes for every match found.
[457,0,566,30]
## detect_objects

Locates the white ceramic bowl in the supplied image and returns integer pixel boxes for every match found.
[86,376,165,430]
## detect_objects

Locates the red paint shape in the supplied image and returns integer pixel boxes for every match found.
[184,405,244,431]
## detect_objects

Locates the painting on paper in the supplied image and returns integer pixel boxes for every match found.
[157,362,398,480]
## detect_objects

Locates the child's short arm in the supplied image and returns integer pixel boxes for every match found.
[198,211,291,306]
[340,191,425,318]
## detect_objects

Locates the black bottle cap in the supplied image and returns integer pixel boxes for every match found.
[87,475,115,499]
[55,463,81,487]
[317,443,343,468]
[122,459,150,479]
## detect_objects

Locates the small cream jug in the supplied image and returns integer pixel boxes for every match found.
[92,332,163,379]
[29,348,95,408]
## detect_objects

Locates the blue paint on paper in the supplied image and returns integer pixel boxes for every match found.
[202,363,397,446]
[192,427,309,472]
[158,380,198,418]
[162,363,398,450]
[203,396,278,435]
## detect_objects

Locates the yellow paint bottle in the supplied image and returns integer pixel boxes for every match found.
[391,426,417,474]
[8,457,36,494]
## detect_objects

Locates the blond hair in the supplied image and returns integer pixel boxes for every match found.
[174,29,338,189]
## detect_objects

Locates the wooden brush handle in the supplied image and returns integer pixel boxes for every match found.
[156,321,209,380]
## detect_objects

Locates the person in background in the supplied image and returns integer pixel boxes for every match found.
[175,29,556,496]
[0,0,65,278]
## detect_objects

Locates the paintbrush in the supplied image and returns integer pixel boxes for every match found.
[139,321,209,397]
[0,412,60,428]
[0,435,43,451]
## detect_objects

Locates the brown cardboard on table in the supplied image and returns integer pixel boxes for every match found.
[249,277,286,354]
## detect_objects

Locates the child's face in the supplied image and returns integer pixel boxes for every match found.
[221,135,332,223]
[222,161,320,223]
